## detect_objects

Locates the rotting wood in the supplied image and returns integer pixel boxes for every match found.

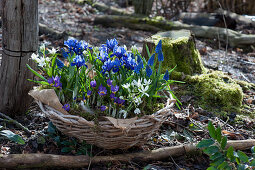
[0,139,254,168]
[0,0,38,115]
[94,15,255,47]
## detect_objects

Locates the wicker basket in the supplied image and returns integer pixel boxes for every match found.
[30,89,175,149]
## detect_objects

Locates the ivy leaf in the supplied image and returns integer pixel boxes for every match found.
[0,130,25,145]
[197,139,215,148]
[208,121,217,140]
[237,151,249,163]
[221,136,227,150]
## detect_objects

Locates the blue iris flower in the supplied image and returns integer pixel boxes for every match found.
[75,42,84,55]
[102,59,113,74]
[113,46,126,58]
[163,70,169,81]
[106,38,118,51]
[146,65,152,77]
[148,53,155,66]
[112,59,121,73]
[80,40,89,51]
[56,58,64,69]
[137,54,142,63]
[71,55,86,68]
[158,50,164,62]
[64,38,78,53]
[98,50,108,63]
[155,40,162,53]
[125,56,136,70]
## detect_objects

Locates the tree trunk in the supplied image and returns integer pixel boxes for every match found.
[0,0,38,115]
[132,0,154,16]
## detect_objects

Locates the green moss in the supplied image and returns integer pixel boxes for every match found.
[149,30,207,75]
[189,71,243,112]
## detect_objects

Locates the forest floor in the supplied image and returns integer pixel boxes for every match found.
[1,0,255,169]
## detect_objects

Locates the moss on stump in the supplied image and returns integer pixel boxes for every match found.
[142,30,207,75]
[142,30,245,114]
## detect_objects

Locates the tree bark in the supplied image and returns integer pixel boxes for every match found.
[0,0,38,115]
[132,0,154,16]
[94,15,255,47]
[0,139,254,168]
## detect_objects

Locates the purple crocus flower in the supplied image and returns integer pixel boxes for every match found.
[90,80,97,88]
[100,105,108,111]
[98,84,107,96]
[111,85,119,94]
[87,90,92,98]
[48,76,62,88]
[116,98,125,106]
[107,79,113,87]
[110,93,116,100]
[62,104,70,112]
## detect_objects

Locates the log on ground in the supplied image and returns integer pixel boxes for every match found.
[0,139,254,168]
[94,15,255,47]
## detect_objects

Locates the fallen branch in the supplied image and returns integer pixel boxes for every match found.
[39,23,67,40]
[0,139,254,168]
[94,15,255,47]
[0,112,31,135]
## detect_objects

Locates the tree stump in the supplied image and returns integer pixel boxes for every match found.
[142,30,206,75]
[0,0,38,115]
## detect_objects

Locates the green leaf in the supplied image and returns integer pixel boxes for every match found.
[210,152,223,161]
[221,136,227,150]
[208,121,217,140]
[227,146,234,160]
[27,79,49,85]
[145,45,151,58]
[215,126,222,143]
[211,157,225,167]
[0,130,25,145]
[207,167,218,170]
[61,147,73,153]
[237,151,249,163]
[197,139,215,148]
[47,122,56,134]
[204,146,219,155]
[250,159,255,166]
[26,64,47,81]
[217,161,228,169]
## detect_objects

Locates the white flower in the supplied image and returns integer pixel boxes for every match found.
[138,85,149,97]
[45,57,51,62]
[40,44,45,52]
[119,109,128,119]
[31,53,39,61]
[143,78,152,86]
[48,48,57,55]
[134,97,142,105]
[119,96,124,100]
[38,57,46,67]
[131,45,137,52]
[132,78,142,87]
[123,45,127,51]
[122,83,130,89]
[83,50,88,56]
[134,108,141,114]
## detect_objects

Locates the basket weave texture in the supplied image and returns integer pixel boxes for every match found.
[30,89,175,149]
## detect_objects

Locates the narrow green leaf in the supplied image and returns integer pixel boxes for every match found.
[0,130,25,145]
[26,64,47,81]
[208,121,217,140]
[145,45,151,58]
[207,167,218,170]
[204,146,219,155]
[221,136,227,150]
[27,79,49,85]
[237,151,249,163]
[215,126,222,143]
[197,139,215,148]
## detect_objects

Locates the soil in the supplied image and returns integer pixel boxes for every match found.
[0,0,255,169]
